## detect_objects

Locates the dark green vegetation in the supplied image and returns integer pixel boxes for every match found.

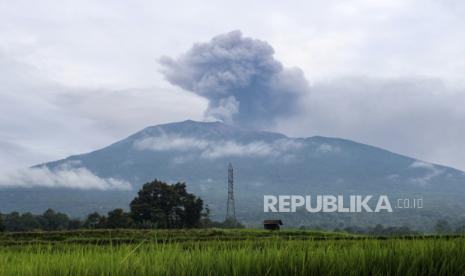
[0,229,351,245]
[130,180,203,228]
[0,229,465,275]
[0,179,243,232]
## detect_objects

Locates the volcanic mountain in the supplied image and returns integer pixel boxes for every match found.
[2,120,465,229]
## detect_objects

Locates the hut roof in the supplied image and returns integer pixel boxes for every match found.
[263,219,283,225]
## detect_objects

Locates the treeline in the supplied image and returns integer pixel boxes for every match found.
[0,208,131,232]
[300,220,465,236]
[0,179,243,232]
[0,209,243,232]
[339,224,419,235]
[298,224,418,235]
[343,220,465,235]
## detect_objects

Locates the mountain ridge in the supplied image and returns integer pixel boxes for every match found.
[3,120,465,229]
[39,119,460,172]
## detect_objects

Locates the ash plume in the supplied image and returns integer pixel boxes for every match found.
[159,30,310,128]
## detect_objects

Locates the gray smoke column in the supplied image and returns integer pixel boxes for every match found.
[159,30,310,128]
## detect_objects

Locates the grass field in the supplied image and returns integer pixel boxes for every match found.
[0,229,464,275]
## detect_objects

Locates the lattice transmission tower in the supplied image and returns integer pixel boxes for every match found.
[226,163,236,221]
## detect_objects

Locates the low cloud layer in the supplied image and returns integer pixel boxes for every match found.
[317,143,341,154]
[0,166,131,190]
[133,134,303,160]
[409,161,443,186]
[159,30,310,128]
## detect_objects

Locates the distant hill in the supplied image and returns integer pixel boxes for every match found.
[1,120,465,230]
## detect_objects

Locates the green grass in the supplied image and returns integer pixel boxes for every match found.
[0,229,464,275]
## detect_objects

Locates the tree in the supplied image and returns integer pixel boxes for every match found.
[68,218,82,230]
[0,213,4,232]
[84,212,105,229]
[41,209,69,231]
[371,224,385,235]
[130,179,204,228]
[106,209,133,229]
[434,219,452,234]
[218,218,245,228]
[20,212,41,231]
[199,204,213,228]
[4,212,22,231]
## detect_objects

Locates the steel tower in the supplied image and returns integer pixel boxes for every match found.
[226,163,236,221]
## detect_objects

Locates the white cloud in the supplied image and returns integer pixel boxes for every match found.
[134,134,208,151]
[409,161,443,185]
[133,134,303,160]
[172,155,195,164]
[410,160,435,170]
[317,143,341,154]
[0,166,131,190]
[201,140,274,159]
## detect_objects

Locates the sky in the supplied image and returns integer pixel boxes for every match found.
[1,0,465,176]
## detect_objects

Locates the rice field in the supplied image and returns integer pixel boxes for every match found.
[0,229,464,275]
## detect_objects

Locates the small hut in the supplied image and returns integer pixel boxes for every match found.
[263,219,283,230]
